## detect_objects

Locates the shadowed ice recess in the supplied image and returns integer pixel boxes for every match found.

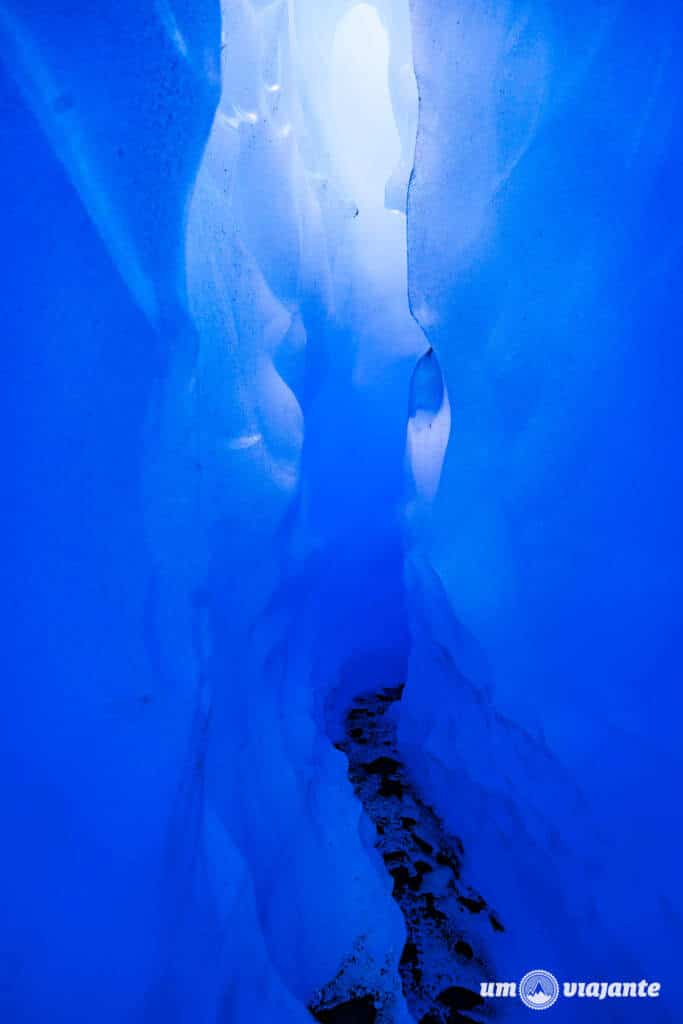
[1,1,682,1023]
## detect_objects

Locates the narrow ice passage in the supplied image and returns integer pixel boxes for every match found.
[2,1,682,1022]
[183,1,491,1018]
[179,3,683,1017]
[177,1,447,1018]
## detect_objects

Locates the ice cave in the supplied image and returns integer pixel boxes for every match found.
[1,1,682,1022]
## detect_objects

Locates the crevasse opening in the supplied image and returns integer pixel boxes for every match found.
[180,0,432,1017]
[179,3,682,1018]
[3,1,681,1021]
[329,4,400,209]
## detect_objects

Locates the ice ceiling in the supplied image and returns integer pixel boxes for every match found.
[1,1,682,1022]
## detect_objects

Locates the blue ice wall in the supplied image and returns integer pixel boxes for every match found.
[403,2,683,1016]
[0,1,419,1021]
[2,0,681,1021]
[0,4,223,1020]
[186,3,419,1015]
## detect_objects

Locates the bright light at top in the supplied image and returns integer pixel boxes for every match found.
[329,3,401,210]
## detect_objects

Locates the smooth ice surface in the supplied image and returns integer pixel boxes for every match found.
[401,2,683,1018]
[1,1,419,1021]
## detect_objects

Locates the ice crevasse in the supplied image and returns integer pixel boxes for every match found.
[1,2,682,1023]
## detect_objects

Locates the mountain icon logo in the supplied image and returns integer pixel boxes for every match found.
[519,970,560,1010]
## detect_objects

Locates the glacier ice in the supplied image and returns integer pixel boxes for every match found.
[1,1,681,1022]
[402,2,683,1017]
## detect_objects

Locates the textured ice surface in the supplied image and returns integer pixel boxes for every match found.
[401,2,683,1017]
[1,0,419,1021]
